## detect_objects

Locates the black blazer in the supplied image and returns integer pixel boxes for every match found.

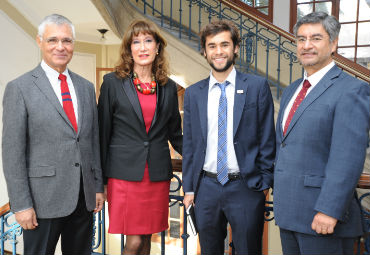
[98,72,182,183]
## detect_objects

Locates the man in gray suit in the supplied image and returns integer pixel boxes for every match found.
[2,14,104,255]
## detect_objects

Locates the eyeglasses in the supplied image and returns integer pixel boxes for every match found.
[296,36,325,44]
[44,37,74,46]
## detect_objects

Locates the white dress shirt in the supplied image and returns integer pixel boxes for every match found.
[282,61,335,128]
[41,60,79,124]
[203,67,240,174]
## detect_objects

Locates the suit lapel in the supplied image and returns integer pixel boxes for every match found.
[198,78,209,141]
[233,71,248,137]
[149,79,164,131]
[283,65,341,139]
[277,79,302,139]
[121,76,144,124]
[32,65,74,130]
[69,71,84,135]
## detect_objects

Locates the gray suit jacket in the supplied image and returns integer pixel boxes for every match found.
[2,64,103,219]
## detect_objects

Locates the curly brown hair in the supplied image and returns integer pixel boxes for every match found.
[115,19,169,85]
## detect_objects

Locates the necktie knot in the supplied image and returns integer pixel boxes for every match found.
[303,79,311,89]
[216,81,230,93]
[58,73,67,82]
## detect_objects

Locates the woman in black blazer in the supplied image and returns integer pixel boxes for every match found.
[98,19,182,255]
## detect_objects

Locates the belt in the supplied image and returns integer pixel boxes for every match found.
[202,170,241,181]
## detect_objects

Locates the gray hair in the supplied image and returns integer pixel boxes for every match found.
[293,12,341,42]
[38,14,75,39]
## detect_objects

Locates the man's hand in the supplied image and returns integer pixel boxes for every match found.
[183,194,194,209]
[311,212,337,234]
[263,188,269,196]
[94,193,105,213]
[15,208,38,230]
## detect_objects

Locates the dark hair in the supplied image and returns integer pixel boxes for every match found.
[293,12,341,42]
[115,19,169,85]
[200,20,241,57]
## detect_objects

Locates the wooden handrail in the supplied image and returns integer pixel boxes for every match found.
[221,0,370,82]
[0,202,10,218]
[358,173,370,189]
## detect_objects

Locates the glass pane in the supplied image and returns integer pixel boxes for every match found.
[358,22,370,45]
[255,0,268,7]
[315,2,332,15]
[258,7,269,15]
[337,47,355,61]
[359,0,370,21]
[241,0,253,7]
[297,4,313,20]
[357,47,370,68]
[339,0,358,22]
[338,23,356,46]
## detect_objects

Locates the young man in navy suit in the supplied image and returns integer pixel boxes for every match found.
[274,12,370,255]
[182,20,275,255]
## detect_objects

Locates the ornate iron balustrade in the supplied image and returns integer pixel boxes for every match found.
[130,0,301,99]
[128,0,369,100]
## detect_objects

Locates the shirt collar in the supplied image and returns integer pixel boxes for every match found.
[304,61,335,87]
[209,67,236,91]
[41,60,69,80]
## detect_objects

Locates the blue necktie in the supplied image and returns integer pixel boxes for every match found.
[216,81,230,185]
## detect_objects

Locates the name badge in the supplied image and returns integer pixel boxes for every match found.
[237,90,244,94]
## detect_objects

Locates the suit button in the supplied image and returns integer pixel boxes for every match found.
[281,143,286,148]
[143,142,149,147]
[75,163,80,167]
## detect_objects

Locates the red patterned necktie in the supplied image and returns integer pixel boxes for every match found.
[283,79,311,136]
[58,73,78,132]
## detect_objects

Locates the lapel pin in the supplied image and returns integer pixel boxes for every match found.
[237,90,244,94]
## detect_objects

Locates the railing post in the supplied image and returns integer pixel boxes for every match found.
[179,0,183,39]
[1,215,4,255]
[161,231,165,255]
[182,205,189,255]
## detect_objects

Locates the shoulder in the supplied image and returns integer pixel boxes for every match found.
[238,71,267,86]
[186,77,209,93]
[6,66,40,89]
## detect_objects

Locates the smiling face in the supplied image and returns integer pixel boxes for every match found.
[37,23,74,73]
[131,32,159,70]
[204,31,239,75]
[296,23,338,76]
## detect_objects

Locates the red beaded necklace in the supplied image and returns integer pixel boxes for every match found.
[133,72,157,95]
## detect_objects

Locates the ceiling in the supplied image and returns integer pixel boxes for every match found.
[9,0,121,45]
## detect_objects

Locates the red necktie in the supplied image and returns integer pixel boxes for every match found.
[58,74,78,132]
[283,80,311,136]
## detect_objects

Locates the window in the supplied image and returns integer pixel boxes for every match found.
[291,0,370,69]
[238,0,274,22]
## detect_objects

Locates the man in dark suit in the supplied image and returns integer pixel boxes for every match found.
[274,12,370,255]
[182,20,275,255]
[2,14,104,255]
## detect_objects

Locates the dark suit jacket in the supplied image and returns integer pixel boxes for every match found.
[98,72,182,183]
[182,71,276,195]
[2,65,103,218]
[274,65,370,237]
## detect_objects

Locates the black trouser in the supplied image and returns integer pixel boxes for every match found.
[23,181,93,255]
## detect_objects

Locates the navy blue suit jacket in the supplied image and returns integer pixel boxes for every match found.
[182,71,276,196]
[274,65,370,237]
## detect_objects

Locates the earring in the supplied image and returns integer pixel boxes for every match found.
[156,51,159,55]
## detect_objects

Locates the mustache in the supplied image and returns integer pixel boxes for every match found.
[300,50,317,55]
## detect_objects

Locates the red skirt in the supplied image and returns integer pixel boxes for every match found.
[107,167,170,235]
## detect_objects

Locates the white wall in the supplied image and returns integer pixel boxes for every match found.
[0,10,40,207]
[273,0,291,31]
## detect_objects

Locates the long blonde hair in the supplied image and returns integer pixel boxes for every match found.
[115,19,169,85]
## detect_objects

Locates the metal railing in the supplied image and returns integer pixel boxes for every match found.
[128,0,369,100]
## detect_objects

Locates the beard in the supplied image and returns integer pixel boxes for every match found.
[208,54,235,73]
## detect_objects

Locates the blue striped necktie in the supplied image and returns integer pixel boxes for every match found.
[216,81,230,185]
